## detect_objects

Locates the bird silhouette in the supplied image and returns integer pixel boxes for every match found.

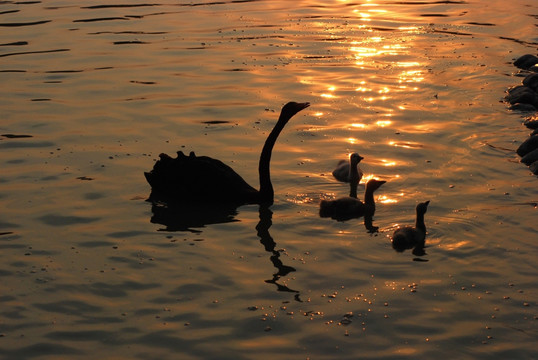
[332,152,364,183]
[144,102,310,205]
[320,179,386,231]
[391,200,430,256]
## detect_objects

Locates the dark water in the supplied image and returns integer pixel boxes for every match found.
[0,0,537,359]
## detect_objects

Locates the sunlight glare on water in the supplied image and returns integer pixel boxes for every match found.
[0,0,537,359]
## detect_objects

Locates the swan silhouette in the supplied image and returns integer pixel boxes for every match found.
[391,200,430,255]
[144,102,310,205]
[332,153,364,183]
[319,179,386,231]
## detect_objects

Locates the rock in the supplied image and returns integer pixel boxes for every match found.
[524,115,538,129]
[517,134,538,157]
[514,54,538,70]
[530,160,538,175]
[523,73,538,92]
[508,56,538,176]
[521,148,538,165]
[510,103,537,112]
[506,85,538,107]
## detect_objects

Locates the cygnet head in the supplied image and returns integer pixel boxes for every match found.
[416,200,430,214]
[350,153,364,166]
[366,179,386,191]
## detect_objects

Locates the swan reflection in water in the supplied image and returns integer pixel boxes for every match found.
[149,200,240,233]
[149,202,301,299]
[256,205,301,298]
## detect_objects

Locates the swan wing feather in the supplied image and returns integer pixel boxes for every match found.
[146,152,257,202]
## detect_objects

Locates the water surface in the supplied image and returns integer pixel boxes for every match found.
[1,0,537,359]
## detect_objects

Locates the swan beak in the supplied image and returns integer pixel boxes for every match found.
[299,102,310,110]
[283,102,310,117]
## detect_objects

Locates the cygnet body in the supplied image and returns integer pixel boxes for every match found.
[320,179,386,229]
[332,153,364,183]
[391,201,430,255]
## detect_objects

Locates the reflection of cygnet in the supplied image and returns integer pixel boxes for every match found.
[319,179,386,221]
[391,201,430,253]
[332,153,364,183]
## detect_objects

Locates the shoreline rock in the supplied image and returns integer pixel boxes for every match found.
[505,54,538,175]
[523,115,538,129]
[516,134,538,157]
[521,148,538,165]
[513,54,538,71]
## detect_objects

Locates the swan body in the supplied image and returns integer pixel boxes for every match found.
[144,101,310,205]
[391,201,430,253]
[332,153,364,183]
[319,179,386,222]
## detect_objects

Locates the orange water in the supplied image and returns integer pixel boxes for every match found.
[1,1,537,359]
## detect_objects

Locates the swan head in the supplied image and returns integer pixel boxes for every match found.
[281,102,310,119]
[350,152,364,165]
[416,200,430,214]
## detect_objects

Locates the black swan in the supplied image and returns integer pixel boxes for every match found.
[332,152,364,183]
[391,200,430,255]
[319,179,386,230]
[144,101,310,205]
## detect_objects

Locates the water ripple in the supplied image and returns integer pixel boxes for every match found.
[4,343,81,359]
[0,48,69,58]
[37,214,100,226]
[0,41,27,46]
[0,20,50,27]
[81,4,160,9]
[73,17,129,23]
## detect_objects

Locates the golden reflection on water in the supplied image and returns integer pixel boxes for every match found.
[443,240,471,250]
[388,140,423,149]
[308,0,429,142]
[355,81,369,92]
[290,194,315,205]
[361,174,375,184]
[379,159,397,166]
[346,137,359,145]
[321,86,337,99]
[378,194,398,204]
[375,120,392,127]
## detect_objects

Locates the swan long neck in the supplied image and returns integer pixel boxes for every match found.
[258,112,290,204]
